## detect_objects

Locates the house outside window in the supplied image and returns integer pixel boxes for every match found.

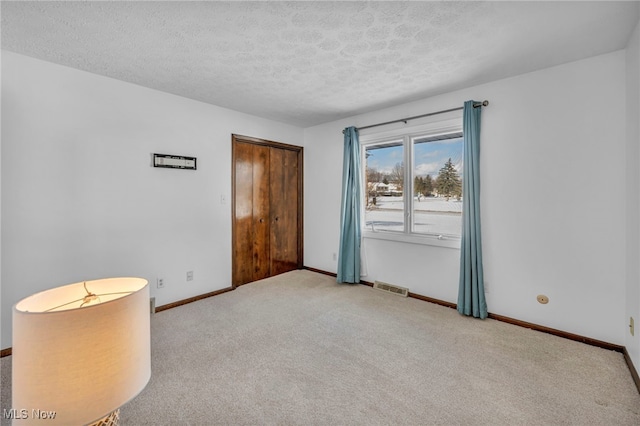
[361,117,463,248]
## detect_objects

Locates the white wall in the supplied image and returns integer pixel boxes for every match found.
[305,51,628,345]
[0,50,3,354]
[626,19,640,371]
[0,51,304,349]
[1,46,634,352]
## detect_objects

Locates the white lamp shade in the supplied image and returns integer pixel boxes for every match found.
[12,277,150,425]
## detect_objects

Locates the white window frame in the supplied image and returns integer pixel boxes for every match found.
[360,116,463,249]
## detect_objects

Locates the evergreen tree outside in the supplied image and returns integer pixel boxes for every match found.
[424,174,433,196]
[435,158,462,201]
[414,175,434,198]
[414,176,425,197]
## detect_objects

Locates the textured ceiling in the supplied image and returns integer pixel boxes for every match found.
[2,1,639,127]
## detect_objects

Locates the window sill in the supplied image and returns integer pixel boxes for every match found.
[362,230,461,249]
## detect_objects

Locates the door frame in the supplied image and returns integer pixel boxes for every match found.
[231,134,304,287]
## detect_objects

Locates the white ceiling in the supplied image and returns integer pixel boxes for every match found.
[2,1,639,127]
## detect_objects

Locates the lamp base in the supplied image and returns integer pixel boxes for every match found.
[89,409,120,426]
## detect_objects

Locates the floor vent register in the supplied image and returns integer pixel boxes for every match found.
[373,281,409,297]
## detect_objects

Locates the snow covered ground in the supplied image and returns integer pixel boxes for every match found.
[365,196,462,236]
[367,196,462,212]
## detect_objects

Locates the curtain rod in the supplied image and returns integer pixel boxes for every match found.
[346,100,489,133]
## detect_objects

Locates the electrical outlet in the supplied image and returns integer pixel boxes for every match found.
[187,271,194,281]
[157,278,165,289]
[332,253,337,261]
[630,317,635,336]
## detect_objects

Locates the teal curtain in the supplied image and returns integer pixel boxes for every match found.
[458,101,487,318]
[337,126,362,283]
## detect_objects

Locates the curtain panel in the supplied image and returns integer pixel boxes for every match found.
[457,100,488,318]
[337,126,362,283]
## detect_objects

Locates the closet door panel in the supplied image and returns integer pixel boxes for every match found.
[233,142,255,287]
[270,147,299,276]
[252,144,271,281]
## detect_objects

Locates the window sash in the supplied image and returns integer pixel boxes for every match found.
[361,118,463,245]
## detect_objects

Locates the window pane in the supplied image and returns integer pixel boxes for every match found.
[364,141,404,233]
[412,136,463,237]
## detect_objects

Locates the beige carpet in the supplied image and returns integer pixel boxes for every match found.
[2,269,639,425]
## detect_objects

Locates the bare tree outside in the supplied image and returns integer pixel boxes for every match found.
[390,161,404,191]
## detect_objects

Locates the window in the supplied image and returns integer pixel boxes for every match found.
[362,119,463,247]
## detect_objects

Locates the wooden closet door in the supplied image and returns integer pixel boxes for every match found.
[252,144,271,281]
[269,147,299,276]
[233,141,254,287]
[232,134,303,287]
[232,141,270,286]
